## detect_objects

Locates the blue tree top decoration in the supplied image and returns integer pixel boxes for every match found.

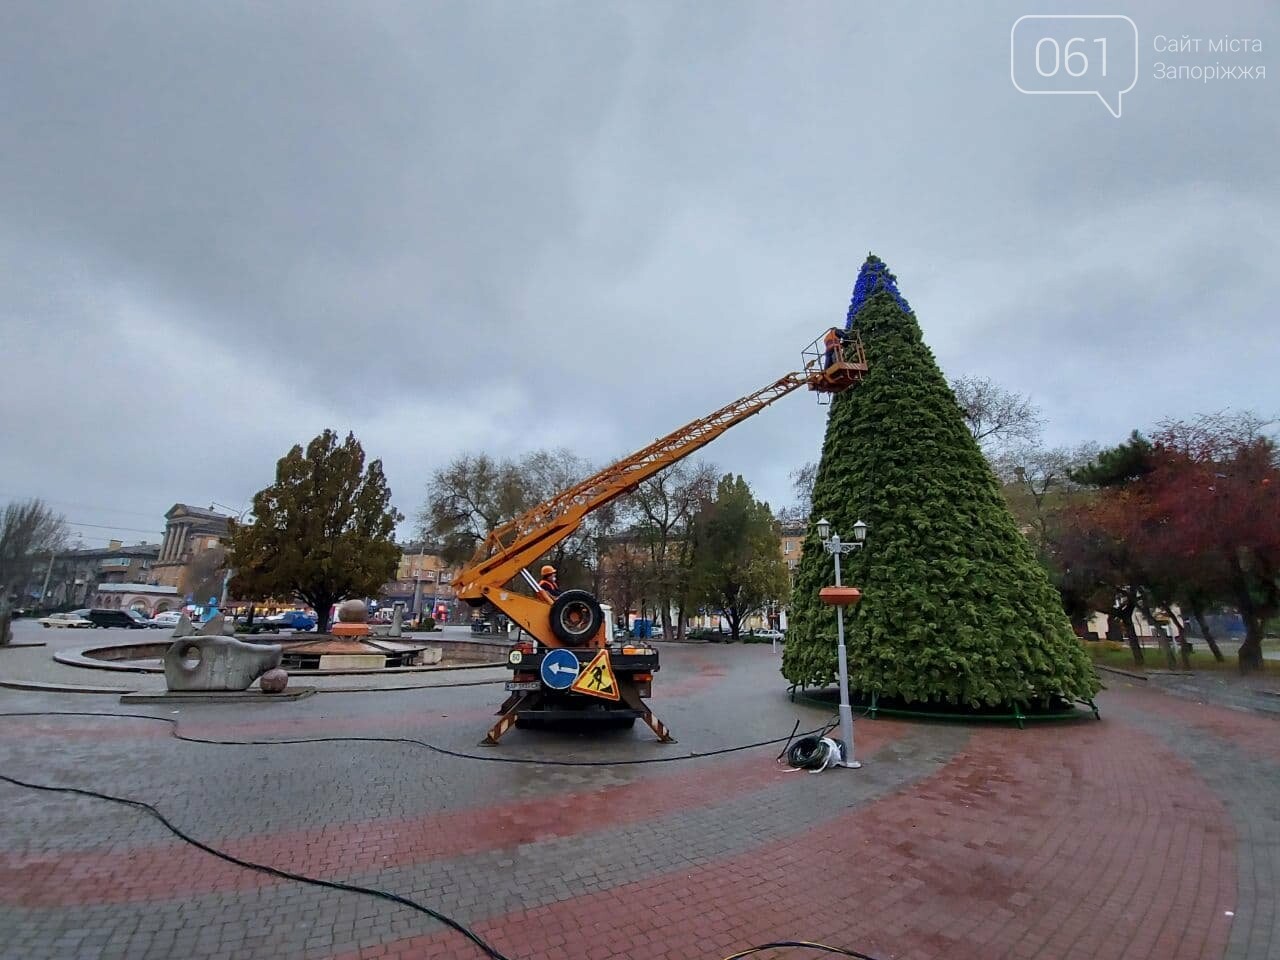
[844,254,912,329]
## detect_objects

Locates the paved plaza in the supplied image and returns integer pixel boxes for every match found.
[1,627,1277,960]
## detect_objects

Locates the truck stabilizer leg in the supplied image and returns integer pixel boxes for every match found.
[482,692,534,746]
[620,684,677,744]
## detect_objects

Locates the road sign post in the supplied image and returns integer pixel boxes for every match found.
[540,648,580,690]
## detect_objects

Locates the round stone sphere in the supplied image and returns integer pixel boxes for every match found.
[259,668,289,694]
[337,599,368,623]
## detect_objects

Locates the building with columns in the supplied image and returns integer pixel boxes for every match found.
[151,504,232,590]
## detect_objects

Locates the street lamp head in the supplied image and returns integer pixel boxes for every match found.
[852,519,868,544]
[816,517,831,541]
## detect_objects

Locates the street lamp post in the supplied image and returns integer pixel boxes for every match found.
[816,517,868,770]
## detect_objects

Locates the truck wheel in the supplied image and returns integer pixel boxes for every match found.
[548,590,604,647]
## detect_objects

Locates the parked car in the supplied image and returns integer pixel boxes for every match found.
[85,608,150,629]
[266,611,316,631]
[747,632,788,647]
[37,611,94,629]
[146,610,185,629]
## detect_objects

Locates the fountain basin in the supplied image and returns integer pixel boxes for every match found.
[55,635,511,675]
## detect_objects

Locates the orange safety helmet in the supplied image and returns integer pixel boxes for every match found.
[540,565,557,577]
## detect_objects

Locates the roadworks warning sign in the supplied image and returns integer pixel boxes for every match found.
[570,648,619,701]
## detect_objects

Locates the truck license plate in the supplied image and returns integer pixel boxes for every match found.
[505,681,540,691]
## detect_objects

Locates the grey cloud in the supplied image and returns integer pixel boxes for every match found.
[1,0,1276,540]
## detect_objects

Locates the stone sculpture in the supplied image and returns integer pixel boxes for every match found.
[259,668,289,694]
[164,615,283,692]
[371,603,404,639]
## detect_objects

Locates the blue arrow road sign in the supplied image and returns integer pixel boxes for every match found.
[540,648,580,690]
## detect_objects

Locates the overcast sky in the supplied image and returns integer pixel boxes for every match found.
[2,0,1276,547]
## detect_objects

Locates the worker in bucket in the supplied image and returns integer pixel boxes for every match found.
[823,326,843,368]
[537,564,562,598]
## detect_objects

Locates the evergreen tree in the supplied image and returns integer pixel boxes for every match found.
[783,256,1099,707]
[1069,430,1154,487]
[228,430,403,632]
[689,474,790,642]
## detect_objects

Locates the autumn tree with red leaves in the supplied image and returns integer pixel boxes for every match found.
[1060,414,1279,673]
[1052,486,1158,666]
[1145,414,1279,673]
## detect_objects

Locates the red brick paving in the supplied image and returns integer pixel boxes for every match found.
[335,717,1237,960]
[0,720,910,907]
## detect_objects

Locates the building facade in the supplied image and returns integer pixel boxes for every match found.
[381,547,460,620]
[779,521,805,576]
[44,542,161,608]
[151,504,231,592]
[91,582,181,616]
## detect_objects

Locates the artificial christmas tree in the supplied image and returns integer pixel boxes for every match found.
[783,256,1099,709]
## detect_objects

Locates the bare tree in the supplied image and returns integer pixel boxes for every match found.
[418,448,602,584]
[418,454,528,565]
[951,375,1045,452]
[994,443,1099,555]
[630,460,717,639]
[787,461,818,517]
[522,448,589,504]
[0,499,68,603]
[183,544,228,606]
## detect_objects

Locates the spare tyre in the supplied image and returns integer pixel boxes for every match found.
[548,589,604,647]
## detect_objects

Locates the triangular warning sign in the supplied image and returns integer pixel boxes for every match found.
[570,648,619,701]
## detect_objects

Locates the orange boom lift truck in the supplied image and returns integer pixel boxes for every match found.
[455,331,867,745]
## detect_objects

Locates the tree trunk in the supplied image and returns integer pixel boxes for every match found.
[659,599,673,641]
[726,608,741,642]
[1238,615,1265,674]
[1163,606,1192,671]
[1121,609,1144,666]
[675,601,686,641]
[312,595,336,634]
[620,586,633,635]
[1139,597,1177,669]
[1191,604,1225,662]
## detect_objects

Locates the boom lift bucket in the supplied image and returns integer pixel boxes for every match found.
[802,330,868,403]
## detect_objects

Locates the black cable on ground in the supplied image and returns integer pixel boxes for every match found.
[785,736,838,770]
[0,711,838,767]
[0,709,888,960]
[722,941,884,960]
[0,771,886,960]
[0,771,514,960]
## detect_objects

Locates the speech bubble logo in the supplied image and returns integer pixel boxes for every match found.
[1011,15,1138,118]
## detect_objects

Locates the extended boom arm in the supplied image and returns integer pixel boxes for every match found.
[457,371,805,606]
[453,331,866,647]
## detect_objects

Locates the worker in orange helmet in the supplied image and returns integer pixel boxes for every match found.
[823,327,843,369]
[537,564,562,598]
